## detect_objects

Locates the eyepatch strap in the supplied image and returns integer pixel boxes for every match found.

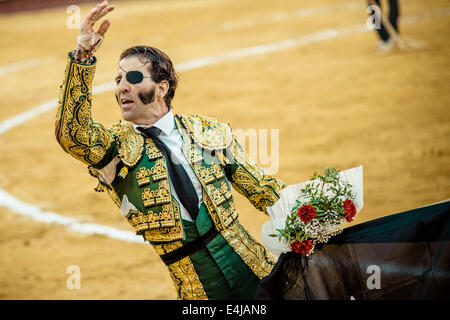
[118,47,159,84]
[119,60,151,84]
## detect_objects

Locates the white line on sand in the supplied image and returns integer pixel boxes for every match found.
[220,1,362,31]
[0,56,53,77]
[0,189,144,243]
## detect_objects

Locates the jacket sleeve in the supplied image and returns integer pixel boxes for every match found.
[55,53,117,169]
[226,136,286,215]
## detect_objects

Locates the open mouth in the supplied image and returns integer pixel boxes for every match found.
[121,98,134,106]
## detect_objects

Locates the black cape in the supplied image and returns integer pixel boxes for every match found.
[256,200,450,299]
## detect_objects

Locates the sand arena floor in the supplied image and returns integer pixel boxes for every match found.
[0,0,448,299]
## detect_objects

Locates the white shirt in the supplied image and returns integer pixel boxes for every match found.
[131,110,203,221]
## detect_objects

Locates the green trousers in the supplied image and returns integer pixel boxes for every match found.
[180,203,261,299]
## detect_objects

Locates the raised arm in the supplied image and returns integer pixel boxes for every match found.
[55,1,117,169]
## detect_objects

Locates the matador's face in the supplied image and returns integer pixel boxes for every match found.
[114,55,168,125]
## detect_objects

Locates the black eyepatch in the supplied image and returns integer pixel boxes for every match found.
[126,71,145,84]
[118,48,155,84]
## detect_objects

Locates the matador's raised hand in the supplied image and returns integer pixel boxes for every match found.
[76,0,115,53]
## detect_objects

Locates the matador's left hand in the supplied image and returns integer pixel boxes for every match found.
[76,0,115,52]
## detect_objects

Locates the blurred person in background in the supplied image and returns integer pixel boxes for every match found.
[368,0,400,51]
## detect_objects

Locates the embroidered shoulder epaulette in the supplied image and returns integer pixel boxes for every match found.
[110,120,144,167]
[177,114,233,151]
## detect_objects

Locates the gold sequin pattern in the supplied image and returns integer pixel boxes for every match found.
[153,241,208,300]
[55,57,114,166]
[205,180,232,206]
[128,204,175,230]
[127,210,150,232]
[146,204,176,228]
[201,187,238,231]
[197,163,225,185]
[136,166,151,187]
[177,114,233,151]
[221,220,275,279]
[151,158,168,181]
[141,199,184,242]
[145,137,163,160]
[141,179,171,208]
[110,120,144,168]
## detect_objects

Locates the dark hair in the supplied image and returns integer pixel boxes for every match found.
[120,46,179,108]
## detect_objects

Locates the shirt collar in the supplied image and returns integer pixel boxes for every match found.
[132,110,175,136]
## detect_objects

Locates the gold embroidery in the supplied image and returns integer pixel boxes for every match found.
[215,199,238,228]
[195,162,238,229]
[110,120,144,167]
[169,257,208,300]
[94,181,106,192]
[87,166,99,178]
[153,242,208,300]
[151,158,168,181]
[136,166,151,187]
[205,183,225,206]
[55,57,115,166]
[176,118,204,167]
[211,163,225,180]
[136,158,167,187]
[118,166,128,179]
[177,114,233,151]
[143,224,183,242]
[197,163,226,185]
[198,166,215,184]
[153,241,183,255]
[147,204,176,228]
[190,147,204,164]
[128,210,148,232]
[175,117,237,231]
[141,179,171,208]
[220,180,233,200]
[145,137,163,160]
[141,188,155,207]
[127,199,183,241]
[202,191,221,229]
[221,221,275,279]
[201,188,237,231]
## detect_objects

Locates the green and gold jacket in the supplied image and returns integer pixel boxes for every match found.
[55,54,286,299]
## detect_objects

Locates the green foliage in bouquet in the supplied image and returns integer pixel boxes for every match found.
[271,168,357,255]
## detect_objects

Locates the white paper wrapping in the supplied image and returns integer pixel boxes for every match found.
[262,165,364,260]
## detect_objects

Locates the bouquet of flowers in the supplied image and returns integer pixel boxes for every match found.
[262,166,363,257]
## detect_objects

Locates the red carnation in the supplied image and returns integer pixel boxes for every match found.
[343,199,357,222]
[291,239,314,255]
[297,204,316,223]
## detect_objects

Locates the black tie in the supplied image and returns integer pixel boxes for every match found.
[138,126,200,220]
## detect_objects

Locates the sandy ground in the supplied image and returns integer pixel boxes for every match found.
[0,0,449,299]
